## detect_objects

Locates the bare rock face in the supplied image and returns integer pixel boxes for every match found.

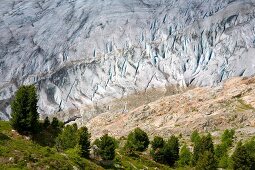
[85,77,255,140]
[1,0,255,119]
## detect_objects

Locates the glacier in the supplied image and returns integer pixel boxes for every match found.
[0,0,255,119]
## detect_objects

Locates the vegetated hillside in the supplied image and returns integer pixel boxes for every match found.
[0,121,104,169]
[3,78,255,169]
[1,0,255,119]
[85,76,255,140]
[0,121,174,169]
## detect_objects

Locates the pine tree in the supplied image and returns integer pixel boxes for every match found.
[191,130,201,144]
[10,85,39,134]
[11,86,28,133]
[196,151,217,170]
[43,116,50,128]
[178,144,192,167]
[55,124,79,151]
[193,133,214,165]
[51,117,61,129]
[163,135,180,166]
[78,126,91,158]
[27,85,39,133]
[150,136,165,162]
[125,128,150,153]
[96,134,117,160]
[221,129,235,147]
[215,129,235,168]
[151,136,165,150]
[232,142,253,170]
[201,133,214,153]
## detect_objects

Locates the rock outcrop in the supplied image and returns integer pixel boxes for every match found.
[85,77,255,140]
[1,0,255,119]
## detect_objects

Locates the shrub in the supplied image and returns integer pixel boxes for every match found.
[11,85,39,134]
[96,134,117,161]
[125,128,149,153]
[65,145,84,167]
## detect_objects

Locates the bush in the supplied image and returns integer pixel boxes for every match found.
[78,126,91,158]
[65,145,84,167]
[96,134,117,161]
[55,124,79,151]
[38,154,74,169]
[125,128,149,153]
[11,85,39,134]
[178,144,192,167]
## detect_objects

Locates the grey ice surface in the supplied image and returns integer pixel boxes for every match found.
[1,0,255,119]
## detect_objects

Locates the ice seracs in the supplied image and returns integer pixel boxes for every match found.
[0,0,255,119]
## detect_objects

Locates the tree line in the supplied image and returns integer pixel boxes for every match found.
[9,85,255,169]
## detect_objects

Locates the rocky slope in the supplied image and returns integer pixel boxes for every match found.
[1,0,255,119]
[85,77,255,140]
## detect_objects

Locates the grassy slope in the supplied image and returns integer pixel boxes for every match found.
[0,121,103,170]
[0,121,182,170]
[114,150,172,170]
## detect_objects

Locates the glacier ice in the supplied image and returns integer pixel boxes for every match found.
[0,0,255,119]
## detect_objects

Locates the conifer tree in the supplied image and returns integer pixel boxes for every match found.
[96,134,117,160]
[11,85,39,134]
[150,136,165,162]
[51,117,61,129]
[215,129,235,168]
[193,133,214,165]
[178,144,192,167]
[196,151,217,170]
[55,124,79,150]
[191,130,201,144]
[232,142,253,170]
[125,127,149,153]
[221,129,235,147]
[163,135,180,166]
[27,85,39,132]
[43,116,50,128]
[151,136,164,150]
[78,126,91,158]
